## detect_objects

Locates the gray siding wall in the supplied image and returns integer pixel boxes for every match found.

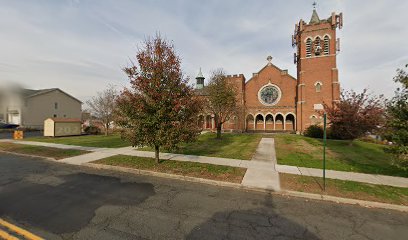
[22,90,82,129]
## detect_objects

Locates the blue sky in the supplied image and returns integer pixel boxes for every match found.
[1,0,407,102]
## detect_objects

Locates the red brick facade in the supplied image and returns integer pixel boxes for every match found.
[198,10,343,133]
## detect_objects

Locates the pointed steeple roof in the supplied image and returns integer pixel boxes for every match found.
[309,9,320,24]
[196,67,204,79]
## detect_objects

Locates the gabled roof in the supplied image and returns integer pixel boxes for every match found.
[23,88,82,103]
[245,63,296,85]
[22,88,56,98]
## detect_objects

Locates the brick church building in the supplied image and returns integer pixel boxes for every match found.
[197,8,343,133]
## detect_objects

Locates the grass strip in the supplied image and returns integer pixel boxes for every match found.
[140,133,262,160]
[280,173,408,206]
[94,155,247,183]
[273,134,407,177]
[25,134,130,148]
[0,143,88,160]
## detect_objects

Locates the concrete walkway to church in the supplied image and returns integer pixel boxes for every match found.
[2,138,408,189]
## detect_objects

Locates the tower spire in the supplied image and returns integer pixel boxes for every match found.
[195,67,205,89]
[309,2,320,24]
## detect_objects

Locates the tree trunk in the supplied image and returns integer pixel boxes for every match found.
[216,123,222,139]
[154,145,160,164]
[105,122,110,136]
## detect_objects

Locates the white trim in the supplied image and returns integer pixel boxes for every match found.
[299,54,336,60]
[275,112,284,118]
[257,83,282,106]
[314,81,323,86]
[285,112,296,119]
[315,81,322,92]
[323,34,332,39]
[255,113,264,131]
[303,36,313,43]
[255,113,265,120]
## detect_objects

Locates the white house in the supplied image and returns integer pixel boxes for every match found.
[0,87,82,129]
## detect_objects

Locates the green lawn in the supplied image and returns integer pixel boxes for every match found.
[94,155,247,183]
[25,134,130,148]
[274,134,407,177]
[140,133,262,160]
[280,173,408,205]
[0,143,88,159]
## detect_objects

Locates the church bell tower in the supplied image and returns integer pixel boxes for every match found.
[293,5,343,132]
[195,68,205,89]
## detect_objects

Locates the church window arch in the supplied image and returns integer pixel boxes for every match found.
[314,37,322,56]
[314,81,322,92]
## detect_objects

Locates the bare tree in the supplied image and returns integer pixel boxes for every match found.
[87,85,118,136]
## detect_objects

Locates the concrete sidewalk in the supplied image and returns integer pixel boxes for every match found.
[2,138,408,189]
[242,138,280,191]
[0,139,104,151]
[276,164,408,188]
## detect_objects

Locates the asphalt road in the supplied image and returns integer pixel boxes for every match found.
[0,153,407,240]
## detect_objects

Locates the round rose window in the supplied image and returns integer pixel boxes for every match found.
[258,84,281,106]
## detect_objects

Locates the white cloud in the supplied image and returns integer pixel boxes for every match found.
[0,0,406,101]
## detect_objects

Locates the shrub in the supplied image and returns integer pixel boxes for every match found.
[84,126,101,135]
[304,125,324,139]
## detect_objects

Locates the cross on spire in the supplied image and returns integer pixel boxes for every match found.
[267,56,273,65]
[312,1,317,9]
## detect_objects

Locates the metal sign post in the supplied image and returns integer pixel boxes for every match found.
[323,113,327,191]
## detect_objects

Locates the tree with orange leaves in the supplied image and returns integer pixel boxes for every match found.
[116,35,202,163]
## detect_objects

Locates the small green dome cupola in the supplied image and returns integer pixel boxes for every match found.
[195,68,205,89]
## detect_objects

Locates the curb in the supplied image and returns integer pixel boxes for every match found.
[83,163,244,189]
[279,190,408,213]
[0,150,57,162]
[2,150,406,213]
[85,162,408,212]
